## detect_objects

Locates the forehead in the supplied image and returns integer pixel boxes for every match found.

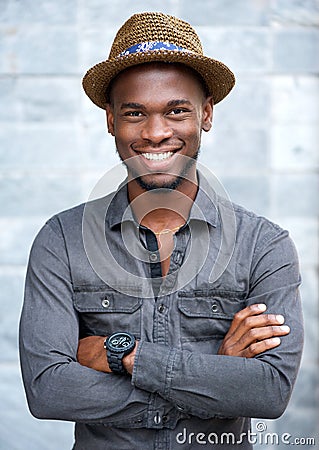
[108,62,207,103]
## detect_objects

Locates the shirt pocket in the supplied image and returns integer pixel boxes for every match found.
[73,288,143,338]
[177,291,246,354]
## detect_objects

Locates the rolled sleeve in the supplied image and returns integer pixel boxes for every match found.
[132,341,177,398]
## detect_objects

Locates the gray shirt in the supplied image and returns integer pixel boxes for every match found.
[19,173,304,450]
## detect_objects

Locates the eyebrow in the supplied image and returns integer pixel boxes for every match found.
[120,99,192,110]
[167,99,192,107]
[120,102,145,110]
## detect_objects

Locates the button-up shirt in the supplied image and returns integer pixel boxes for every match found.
[19,172,304,449]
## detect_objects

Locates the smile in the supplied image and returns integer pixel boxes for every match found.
[141,151,174,161]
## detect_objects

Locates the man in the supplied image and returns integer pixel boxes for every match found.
[19,12,303,450]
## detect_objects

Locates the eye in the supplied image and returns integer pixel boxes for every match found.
[168,108,187,115]
[125,111,143,117]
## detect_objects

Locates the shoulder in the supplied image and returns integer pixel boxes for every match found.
[29,193,114,254]
[219,195,285,235]
[45,193,115,235]
[216,195,295,254]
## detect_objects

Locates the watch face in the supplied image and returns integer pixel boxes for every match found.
[107,332,135,353]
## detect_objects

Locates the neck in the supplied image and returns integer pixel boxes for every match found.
[127,174,198,233]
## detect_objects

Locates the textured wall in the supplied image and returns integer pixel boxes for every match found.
[0,0,318,448]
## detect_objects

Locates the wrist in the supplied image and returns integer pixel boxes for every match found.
[122,341,138,375]
[104,332,136,375]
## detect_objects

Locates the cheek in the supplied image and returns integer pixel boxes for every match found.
[114,136,130,158]
[182,114,203,140]
[113,125,133,148]
[183,124,202,145]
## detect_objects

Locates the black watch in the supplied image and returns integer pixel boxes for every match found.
[104,331,136,374]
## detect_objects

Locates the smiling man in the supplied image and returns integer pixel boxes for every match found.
[19,12,303,450]
[106,62,211,196]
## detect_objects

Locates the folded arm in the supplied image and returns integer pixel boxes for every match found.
[20,219,303,423]
[78,302,290,373]
[78,229,304,420]
[130,231,303,419]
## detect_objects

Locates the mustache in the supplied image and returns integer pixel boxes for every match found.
[131,140,182,152]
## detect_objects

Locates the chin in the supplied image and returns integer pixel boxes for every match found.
[136,175,184,192]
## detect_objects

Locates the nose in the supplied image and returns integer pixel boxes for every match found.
[140,114,173,143]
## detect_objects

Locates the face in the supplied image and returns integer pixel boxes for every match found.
[106,63,213,194]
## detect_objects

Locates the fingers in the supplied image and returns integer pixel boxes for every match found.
[242,337,282,358]
[218,303,291,358]
[226,303,285,343]
[232,312,286,343]
[226,304,267,336]
[227,324,290,357]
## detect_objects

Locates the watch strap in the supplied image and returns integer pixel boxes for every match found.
[107,350,126,374]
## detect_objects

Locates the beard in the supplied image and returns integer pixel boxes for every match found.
[117,147,201,192]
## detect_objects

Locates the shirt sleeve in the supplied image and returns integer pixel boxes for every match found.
[131,229,304,420]
[19,220,174,426]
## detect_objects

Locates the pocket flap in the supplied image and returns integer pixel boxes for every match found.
[73,289,142,313]
[178,295,245,319]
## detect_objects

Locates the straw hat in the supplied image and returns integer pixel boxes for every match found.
[82,12,235,109]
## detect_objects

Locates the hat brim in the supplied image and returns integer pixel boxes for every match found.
[82,50,235,109]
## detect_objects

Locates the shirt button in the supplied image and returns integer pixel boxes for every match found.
[162,415,168,423]
[176,404,184,411]
[135,417,143,424]
[211,303,218,313]
[158,304,165,313]
[150,253,158,262]
[153,412,161,424]
[101,297,110,308]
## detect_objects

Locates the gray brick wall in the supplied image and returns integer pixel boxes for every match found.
[0,1,318,448]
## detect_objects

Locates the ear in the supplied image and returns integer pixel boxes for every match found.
[202,96,213,132]
[105,104,115,136]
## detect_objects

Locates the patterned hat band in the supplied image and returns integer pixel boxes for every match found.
[118,41,194,58]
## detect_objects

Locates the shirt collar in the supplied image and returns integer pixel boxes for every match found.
[188,171,218,227]
[106,171,219,230]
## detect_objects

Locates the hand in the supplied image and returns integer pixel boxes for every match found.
[77,335,138,375]
[218,303,290,358]
[77,336,110,372]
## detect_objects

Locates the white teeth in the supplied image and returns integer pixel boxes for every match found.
[141,152,173,161]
